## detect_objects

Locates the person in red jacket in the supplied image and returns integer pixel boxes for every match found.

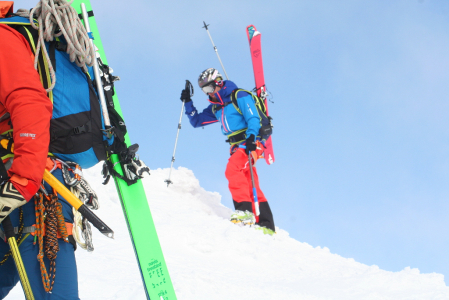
[0,4,80,299]
[0,13,51,225]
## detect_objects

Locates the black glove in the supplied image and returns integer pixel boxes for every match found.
[245,134,256,154]
[180,89,191,103]
[0,182,27,224]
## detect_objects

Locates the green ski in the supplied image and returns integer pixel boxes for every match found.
[71,1,177,299]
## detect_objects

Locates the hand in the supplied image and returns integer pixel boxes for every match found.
[0,182,27,224]
[180,89,191,103]
[245,134,256,154]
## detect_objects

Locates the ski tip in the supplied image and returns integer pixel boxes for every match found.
[246,25,261,42]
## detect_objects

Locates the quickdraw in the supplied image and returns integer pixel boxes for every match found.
[57,159,98,251]
[59,160,99,210]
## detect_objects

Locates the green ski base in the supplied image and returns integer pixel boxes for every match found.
[71,1,177,299]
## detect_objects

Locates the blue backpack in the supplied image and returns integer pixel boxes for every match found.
[0,16,126,168]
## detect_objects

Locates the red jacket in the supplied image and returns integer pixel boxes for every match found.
[0,24,52,200]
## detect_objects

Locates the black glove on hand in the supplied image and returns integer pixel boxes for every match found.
[245,134,257,154]
[180,89,191,103]
[0,182,27,224]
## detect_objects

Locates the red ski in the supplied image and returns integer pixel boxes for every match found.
[246,24,275,165]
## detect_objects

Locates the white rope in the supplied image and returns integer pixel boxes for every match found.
[17,0,95,92]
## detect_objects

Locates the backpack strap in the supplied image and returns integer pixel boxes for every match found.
[230,89,242,113]
[212,102,232,114]
[229,89,264,114]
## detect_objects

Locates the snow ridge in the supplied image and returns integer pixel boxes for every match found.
[6,165,449,300]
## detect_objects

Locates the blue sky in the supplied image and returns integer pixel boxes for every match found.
[21,0,449,283]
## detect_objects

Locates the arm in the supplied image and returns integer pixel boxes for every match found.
[184,101,218,128]
[0,25,52,200]
[236,93,261,138]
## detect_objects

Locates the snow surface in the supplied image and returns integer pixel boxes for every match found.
[6,165,449,299]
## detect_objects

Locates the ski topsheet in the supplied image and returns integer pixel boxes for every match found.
[72,1,176,299]
[246,25,275,165]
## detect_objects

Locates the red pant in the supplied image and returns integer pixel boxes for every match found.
[225,147,267,204]
[225,146,275,230]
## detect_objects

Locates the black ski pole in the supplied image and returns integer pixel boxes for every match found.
[165,80,194,186]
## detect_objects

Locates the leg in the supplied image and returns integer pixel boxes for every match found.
[257,202,275,231]
[244,161,275,231]
[225,149,253,209]
[0,239,19,299]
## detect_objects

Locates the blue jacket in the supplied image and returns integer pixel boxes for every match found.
[185,80,261,140]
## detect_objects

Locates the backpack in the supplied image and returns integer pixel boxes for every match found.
[214,89,273,144]
[230,89,272,141]
[0,15,127,169]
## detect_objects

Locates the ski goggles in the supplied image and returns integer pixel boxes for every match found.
[201,81,216,94]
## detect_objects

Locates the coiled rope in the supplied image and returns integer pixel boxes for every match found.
[17,0,95,92]
[35,192,69,293]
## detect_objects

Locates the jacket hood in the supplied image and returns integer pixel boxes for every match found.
[208,80,237,105]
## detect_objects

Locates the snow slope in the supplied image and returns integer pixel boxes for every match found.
[6,165,449,299]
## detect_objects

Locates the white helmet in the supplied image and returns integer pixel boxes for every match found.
[198,68,223,94]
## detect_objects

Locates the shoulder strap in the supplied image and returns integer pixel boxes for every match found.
[230,89,261,115]
[230,89,242,114]
[212,102,232,114]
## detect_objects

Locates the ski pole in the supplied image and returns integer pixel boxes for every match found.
[0,139,114,239]
[202,21,229,80]
[80,3,112,134]
[165,80,194,186]
[248,153,260,216]
[3,216,35,300]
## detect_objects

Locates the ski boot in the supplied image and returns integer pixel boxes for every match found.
[254,225,275,236]
[230,210,255,226]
